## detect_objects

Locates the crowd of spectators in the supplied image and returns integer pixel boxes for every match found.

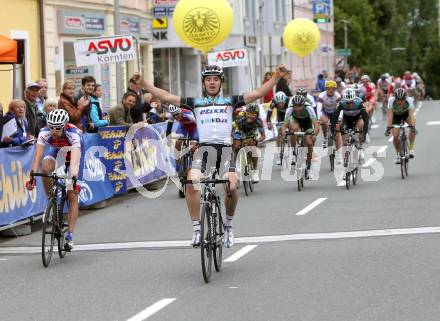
[0,73,168,148]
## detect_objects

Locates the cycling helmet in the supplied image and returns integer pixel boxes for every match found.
[246,103,260,114]
[343,88,357,102]
[380,74,387,81]
[394,88,406,99]
[201,65,224,82]
[168,104,181,114]
[47,109,69,128]
[360,75,370,82]
[335,77,342,83]
[290,95,306,106]
[274,91,287,103]
[296,88,308,97]
[351,83,361,92]
[325,80,337,88]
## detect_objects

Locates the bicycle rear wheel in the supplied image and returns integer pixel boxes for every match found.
[329,150,335,172]
[200,203,213,283]
[352,168,358,185]
[57,193,68,258]
[345,172,351,190]
[280,140,285,166]
[213,199,223,272]
[248,160,254,192]
[42,198,56,267]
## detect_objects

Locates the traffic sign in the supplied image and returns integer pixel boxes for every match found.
[153,6,174,17]
[313,0,331,23]
[336,48,352,56]
[152,17,168,29]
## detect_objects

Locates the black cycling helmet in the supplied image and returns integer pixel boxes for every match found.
[291,95,306,106]
[246,103,259,114]
[394,87,406,99]
[296,88,308,97]
[201,65,224,82]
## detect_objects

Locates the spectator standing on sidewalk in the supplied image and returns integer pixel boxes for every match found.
[59,80,88,131]
[126,72,152,123]
[36,78,48,113]
[87,84,108,132]
[24,82,44,137]
[1,99,34,147]
[263,72,274,103]
[109,92,137,127]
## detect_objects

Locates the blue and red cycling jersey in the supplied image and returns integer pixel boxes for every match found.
[166,108,199,141]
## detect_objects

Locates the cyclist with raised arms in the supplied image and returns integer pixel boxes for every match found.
[316,80,341,149]
[331,88,369,163]
[141,64,287,247]
[232,103,265,183]
[284,95,319,179]
[385,88,416,163]
[25,109,82,250]
[267,91,290,165]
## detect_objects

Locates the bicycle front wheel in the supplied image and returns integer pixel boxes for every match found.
[200,203,213,283]
[57,193,68,258]
[213,199,223,272]
[42,198,56,267]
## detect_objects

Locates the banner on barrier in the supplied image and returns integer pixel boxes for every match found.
[0,146,46,226]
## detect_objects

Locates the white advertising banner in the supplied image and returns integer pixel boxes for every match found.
[207,48,248,68]
[74,35,136,67]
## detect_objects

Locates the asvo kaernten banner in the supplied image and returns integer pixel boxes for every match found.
[207,48,248,68]
[74,35,136,67]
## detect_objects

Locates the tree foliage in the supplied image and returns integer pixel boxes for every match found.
[334,0,440,97]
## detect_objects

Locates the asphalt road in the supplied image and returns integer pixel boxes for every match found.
[1,100,439,321]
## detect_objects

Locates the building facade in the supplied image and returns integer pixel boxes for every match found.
[0,0,42,109]
[42,0,153,110]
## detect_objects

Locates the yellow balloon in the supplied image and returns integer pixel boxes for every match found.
[283,18,321,58]
[173,0,233,54]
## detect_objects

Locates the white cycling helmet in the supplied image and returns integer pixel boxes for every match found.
[168,104,181,115]
[47,109,69,128]
[274,91,287,103]
[361,74,370,82]
[343,88,357,102]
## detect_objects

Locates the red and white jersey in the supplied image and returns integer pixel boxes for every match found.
[37,123,83,148]
[402,76,416,90]
[360,83,376,102]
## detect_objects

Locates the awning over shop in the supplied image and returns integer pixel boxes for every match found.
[0,35,17,64]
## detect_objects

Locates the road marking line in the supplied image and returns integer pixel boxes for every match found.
[427,121,440,126]
[224,245,258,262]
[229,286,239,289]
[127,298,176,321]
[371,124,380,129]
[295,198,327,216]
[0,258,8,261]
[4,226,440,254]
[337,180,346,186]
[362,158,376,167]
[377,145,388,155]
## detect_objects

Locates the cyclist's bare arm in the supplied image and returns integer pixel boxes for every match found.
[69,146,81,179]
[31,144,45,173]
[244,64,287,104]
[140,79,181,106]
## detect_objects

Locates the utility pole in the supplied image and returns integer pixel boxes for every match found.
[114,0,123,103]
[340,19,350,68]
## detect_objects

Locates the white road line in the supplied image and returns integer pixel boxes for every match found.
[295,198,327,216]
[4,226,440,254]
[371,124,380,129]
[362,158,376,168]
[377,145,388,155]
[427,121,440,126]
[224,245,258,262]
[337,180,346,186]
[127,298,176,321]
[0,258,8,261]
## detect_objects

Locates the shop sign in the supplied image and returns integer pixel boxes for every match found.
[74,35,137,67]
[207,48,248,68]
[58,10,106,35]
[153,0,178,7]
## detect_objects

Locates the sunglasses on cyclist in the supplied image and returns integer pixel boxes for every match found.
[49,125,64,131]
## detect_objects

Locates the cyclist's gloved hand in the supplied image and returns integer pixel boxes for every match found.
[384,127,391,137]
[71,176,81,194]
[25,179,36,191]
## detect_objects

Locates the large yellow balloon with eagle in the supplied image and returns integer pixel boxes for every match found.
[173,0,234,54]
[283,18,321,58]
